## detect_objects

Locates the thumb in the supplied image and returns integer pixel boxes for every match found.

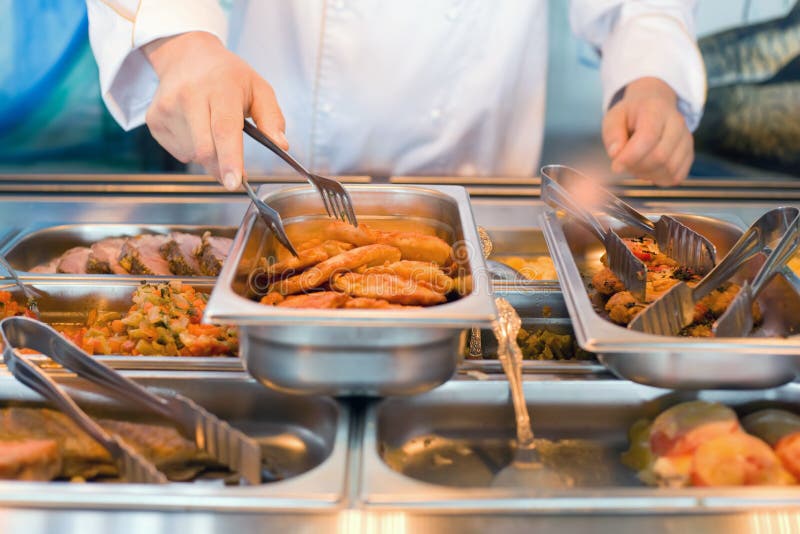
[602,103,629,163]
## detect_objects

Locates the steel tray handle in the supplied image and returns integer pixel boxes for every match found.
[0,317,174,421]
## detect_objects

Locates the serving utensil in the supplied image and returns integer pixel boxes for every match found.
[541,165,716,276]
[490,298,566,488]
[242,180,299,257]
[0,252,41,315]
[629,207,800,336]
[541,165,648,300]
[0,317,263,485]
[243,120,358,227]
[714,211,800,337]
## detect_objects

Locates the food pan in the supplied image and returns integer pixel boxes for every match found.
[205,184,495,396]
[484,227,559,284]
[541,211,800,389]
[462,286,606,376]
[2,223,235,274]
[359,379,800,511]
[0,279,243,371]
[0,370,349,510]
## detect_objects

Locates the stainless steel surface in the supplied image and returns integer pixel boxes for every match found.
[541,167,648,300]
[206,184,495,396]
[2,317,261,484]
[1,318,167,484]
[0,278,243,371]
[243,120,358,226]
[242,180,299,256]
[0,370,349,509]
[542,209,800,389]
[3,223,236,274]
[542,165,717,276]
[714,212,800,337]
[361,379,800,509]
[629,207,800,336]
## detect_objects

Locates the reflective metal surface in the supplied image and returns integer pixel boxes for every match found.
[542,210,800,389]
[206,184,495,396]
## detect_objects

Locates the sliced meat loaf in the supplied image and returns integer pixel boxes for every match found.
[56,246,91,274]
[198,232,232,276]
[118,235,172,275]
[87,237,129,274]
[30,258,59,274]
[160,232,202,275]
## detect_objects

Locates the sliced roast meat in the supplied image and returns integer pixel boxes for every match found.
[118,235,172,275]
[160,232,202,275]
[30,258,59,274]
[56,246,91,274]
[198,232,232,276]
[87,237,129,274]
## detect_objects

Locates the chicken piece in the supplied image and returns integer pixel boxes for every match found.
[604,291,645,325]
[323,221,453,266]
[87,237,129,274]
[261,240,354,280]
[30,258,59,274]
[742,409,800,447]
[0,439,61,481]
[259,292,285,306]
[343,297,419,309]
[276,291,350,309]
[363,260,454,294]
[198,232,233,276]
[332,272,447,306]
[55,246,91,274]
[591,267,626,297]
[160,232,202,275]
[691,433,795,486]
[118,235,172,275]
[270,244,402,295]
[775,433,800,480]
[649,401,741,458]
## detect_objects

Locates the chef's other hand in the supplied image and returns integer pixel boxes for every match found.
[143,31,288,191]
[602,77,693,187]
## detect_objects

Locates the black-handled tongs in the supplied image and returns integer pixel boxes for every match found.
[0,317,262,485]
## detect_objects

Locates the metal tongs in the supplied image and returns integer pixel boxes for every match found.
[242,180,300,257]
[243,120,358,227]
[629,207,800,336]
[713,210,800,337]
[541,165,649,300]
[0,317,262,485]
[0,253,41,315]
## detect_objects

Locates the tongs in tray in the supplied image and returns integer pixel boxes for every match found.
[629,207,800,336]
[541,165,716,301]
[541,166,649,300]
[0,317,262,485]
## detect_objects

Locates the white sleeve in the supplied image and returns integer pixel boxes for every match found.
[570,0,706,131]
[85,0,228,131]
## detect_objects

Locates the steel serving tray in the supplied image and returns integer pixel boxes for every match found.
[0,279,243,371]
[205,184,496,396]
[359,379,800,511]
[0,370,349,510]
[541,211,800,389]
[2,223,235,275]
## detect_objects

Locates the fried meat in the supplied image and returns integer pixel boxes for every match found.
[322,221,453,266]
[332,272,447,306]
[276,291,350,309]
[363,260,454,294]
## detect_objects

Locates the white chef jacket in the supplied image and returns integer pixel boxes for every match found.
[86,0,705,177]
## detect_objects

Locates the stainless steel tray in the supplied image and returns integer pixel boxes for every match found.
[542,211,800,389]
[462,286,606,375]
[2,223,235,275]
[0,370,349,510]
[205,184,495,396]
[484,227,558,284]
[359,379,800,511]
[0,278,243,371]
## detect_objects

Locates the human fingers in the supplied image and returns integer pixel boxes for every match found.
[602,102,629,161]
[210,90,245,190]
[611,106,665,174]
[627,112,689,178]
[248,78,288,151]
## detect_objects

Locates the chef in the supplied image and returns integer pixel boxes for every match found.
[85,1,705,189]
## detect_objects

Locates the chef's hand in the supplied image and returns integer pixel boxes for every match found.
[602,77,693,187]
[143,31,288,190]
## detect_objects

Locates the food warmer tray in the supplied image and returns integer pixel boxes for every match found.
[541,210,800,389]
[205,184,496,396]
[0,370,350,511]
[358,379,800,511]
